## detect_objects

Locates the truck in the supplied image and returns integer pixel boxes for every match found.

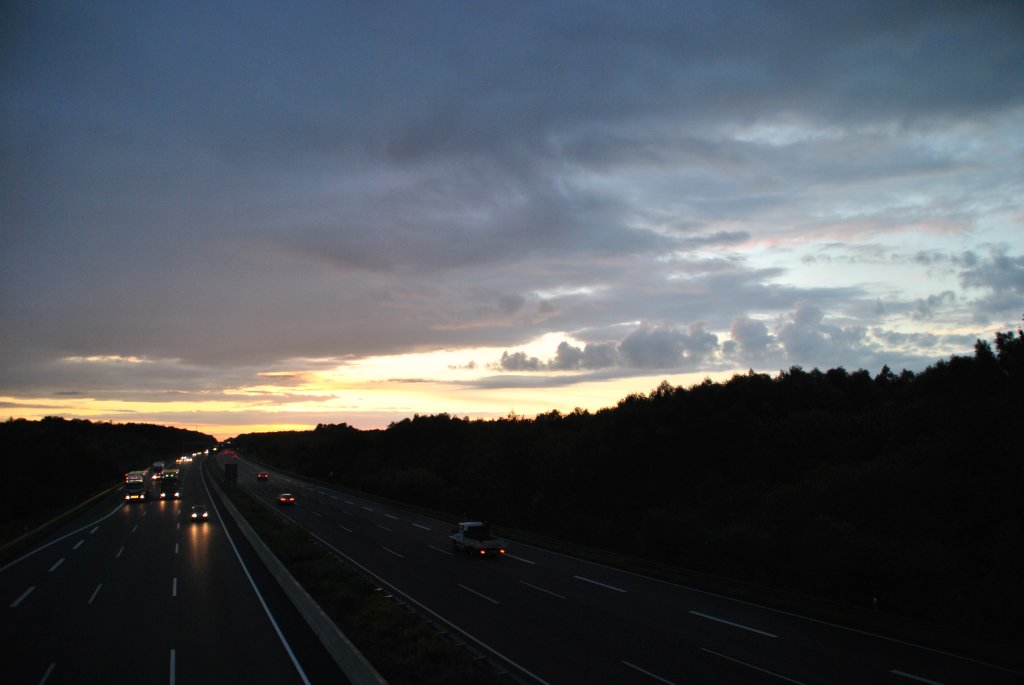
[159,468,181,500]
[124,470,150,502]
[151,461,165,480]
[450,521,507,557]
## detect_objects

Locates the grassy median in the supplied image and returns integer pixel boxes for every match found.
[218,480,512,685]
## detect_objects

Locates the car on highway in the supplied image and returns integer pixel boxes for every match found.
[190,504,209,522]
[277,493,296,506]
[257,472,269,481]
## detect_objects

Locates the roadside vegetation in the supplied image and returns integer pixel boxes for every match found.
[0,418,214,548]
[232,324,1024,644]
[217,477,511,685]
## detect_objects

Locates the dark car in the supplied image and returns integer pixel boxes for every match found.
[277,493,296,506]
[190,505,209,522]
[257,472,269,481]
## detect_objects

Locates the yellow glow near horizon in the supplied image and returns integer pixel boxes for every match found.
[2,334,746,441]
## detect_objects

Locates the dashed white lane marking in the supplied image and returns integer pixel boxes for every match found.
[573,575,627,593]
[88,584,102,604]
[622,660,678,685]
[38,662,56,685]
[891,671,946,685]
[701,649,806,685]
[10,586,35,608]
[383,546,405,558]
[690,611,777,638]
[519,580,565,600]
[505,553,534,564]
[458,583,500,605]
[48,558,65,572]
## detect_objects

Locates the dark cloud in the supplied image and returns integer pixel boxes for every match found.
[1,1,1021,427]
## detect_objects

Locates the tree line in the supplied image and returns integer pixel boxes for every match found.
[0,417,215,544]
[234,324,1024,640]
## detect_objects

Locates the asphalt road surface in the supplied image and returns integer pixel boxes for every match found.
[224,453,1024,685]
[1,459,349,685]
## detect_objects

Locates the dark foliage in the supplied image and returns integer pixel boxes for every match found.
[0,417,215,541]
[234,323,1024,639]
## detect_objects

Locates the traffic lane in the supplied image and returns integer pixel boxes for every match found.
[188,462,351,685]
[510,545,1024,685]
[172,464,308,685]
[235,467,798,684]
[286,499,811,685]
[3,497,175,684]
[238,461,1024,685]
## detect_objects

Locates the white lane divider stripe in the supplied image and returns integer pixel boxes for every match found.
[10,586,35,608]
[573,575,627,593]
[458,583,500,605]
[622,660,678,685]
[690,610,777,638]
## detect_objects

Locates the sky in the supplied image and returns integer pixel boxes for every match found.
[2,1,1022,440]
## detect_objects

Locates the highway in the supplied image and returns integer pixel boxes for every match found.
[1,459,349,685]
[223,453,1024,685]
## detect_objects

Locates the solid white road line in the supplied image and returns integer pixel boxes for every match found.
[573,575,627,593]
[891,670,946,685]
[701,648,806,685]
[88,583,102,604]
[10,585,35,608]
[622,660,678,685]
[48,558,65,572]
[458,583,500,605]
[38,662,55,685]
[519,581,566,600]
[690,610,778,638]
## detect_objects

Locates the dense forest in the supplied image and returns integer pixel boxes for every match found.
[0,417,215,544]
[234,324,1024,640]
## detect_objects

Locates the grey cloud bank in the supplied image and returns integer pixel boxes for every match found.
[1,1,1022,426]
